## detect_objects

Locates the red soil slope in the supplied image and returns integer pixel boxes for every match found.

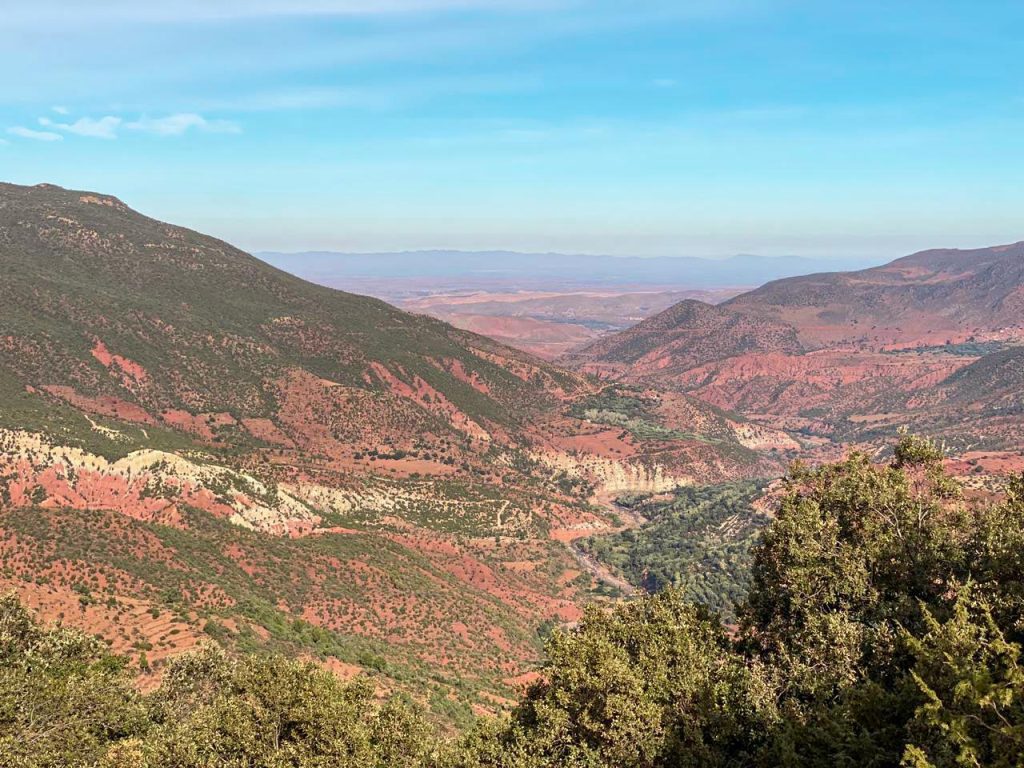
[571,241,1024,457]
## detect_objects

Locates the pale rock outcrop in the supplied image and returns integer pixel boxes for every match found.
[532,450,691,496]
[0,429,317,534]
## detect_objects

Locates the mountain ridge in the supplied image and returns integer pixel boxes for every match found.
[259,248,882,288]
[571,240,1024,456]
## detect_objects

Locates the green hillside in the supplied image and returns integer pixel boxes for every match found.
[0,182,581,433]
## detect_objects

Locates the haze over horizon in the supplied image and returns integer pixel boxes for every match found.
[2,1,1023,259]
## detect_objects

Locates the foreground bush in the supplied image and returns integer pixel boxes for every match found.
[0,594,146,768]
[0,602,435,768]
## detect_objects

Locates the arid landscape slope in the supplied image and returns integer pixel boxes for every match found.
[397,288,743,359]
[0,182,789,719]
[572,241,1024,465]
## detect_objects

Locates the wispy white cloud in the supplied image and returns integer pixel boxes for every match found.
[199,74,537,113]
[7,126,63,141]
[201,87,380,112]
[19,112,239,140]
[51,105,69,115]
[40,115,122,139]
[125,113,241,136]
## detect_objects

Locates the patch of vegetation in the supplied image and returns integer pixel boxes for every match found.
[0,606,436,768]
[570,389,702,442]
[579,481,767,620]
[881,340,1010,357]
[0,369,196,461]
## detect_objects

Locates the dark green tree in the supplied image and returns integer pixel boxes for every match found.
[447,590,776,768]
[142,646,436,767]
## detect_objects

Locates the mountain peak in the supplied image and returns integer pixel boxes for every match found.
[4,181,133,215]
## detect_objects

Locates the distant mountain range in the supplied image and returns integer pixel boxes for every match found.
[258,249,846,361]
[258,250,885,289]
[570,241,1024,454]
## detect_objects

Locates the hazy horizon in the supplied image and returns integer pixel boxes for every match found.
[256,248,890,291]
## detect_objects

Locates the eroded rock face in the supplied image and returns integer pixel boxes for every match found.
[532,450,691,496]
[728,421,801,452]
[0,429,577,539]
[0,429,318,534]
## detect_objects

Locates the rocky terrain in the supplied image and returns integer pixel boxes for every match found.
[0,182,785,720]
[571,241,1024,468]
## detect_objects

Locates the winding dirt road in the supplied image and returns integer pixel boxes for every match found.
[565,500,648,597]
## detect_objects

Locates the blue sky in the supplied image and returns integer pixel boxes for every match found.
[1,1,1022,258]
